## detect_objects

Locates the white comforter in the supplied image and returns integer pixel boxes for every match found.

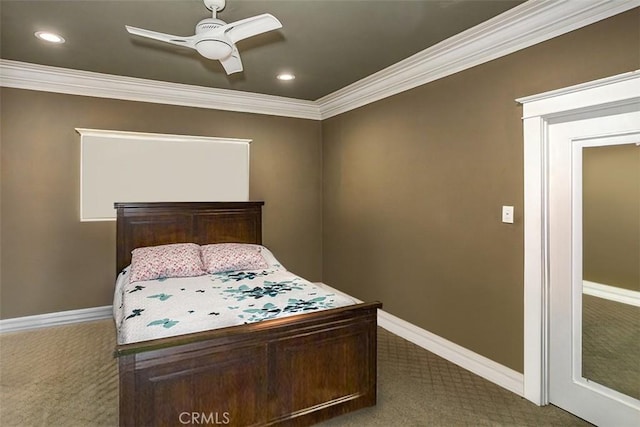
[113,265,356,345]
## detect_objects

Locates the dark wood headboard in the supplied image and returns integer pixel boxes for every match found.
[115,202,264,275]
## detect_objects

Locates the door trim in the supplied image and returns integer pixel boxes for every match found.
[517,70,640,405]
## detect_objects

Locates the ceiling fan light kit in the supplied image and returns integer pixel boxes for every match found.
[125,0,281,75]
[195,39,233,60]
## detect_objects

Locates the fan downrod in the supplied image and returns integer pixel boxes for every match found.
[204,0,226,18]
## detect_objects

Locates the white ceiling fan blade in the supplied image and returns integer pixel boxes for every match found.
[125,25,196,49]
[219,47,243,74]
[223,14,282,44]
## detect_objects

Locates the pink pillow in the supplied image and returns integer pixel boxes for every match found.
[129,243,206,283]
[201,243,268,274]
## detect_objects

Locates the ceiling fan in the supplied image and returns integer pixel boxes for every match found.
[125,0,282,75]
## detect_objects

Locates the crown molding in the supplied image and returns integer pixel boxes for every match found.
[316,0,640,119]
[1,1,637,121]
[0,59,322,120]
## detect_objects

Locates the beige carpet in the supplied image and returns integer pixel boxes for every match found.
[0,320,589,426]
[0,320,118,426]
[319,328,589,427]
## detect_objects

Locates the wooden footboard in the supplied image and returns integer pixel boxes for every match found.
[117,301,381,427]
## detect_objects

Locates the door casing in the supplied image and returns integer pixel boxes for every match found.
[518,70,640,406]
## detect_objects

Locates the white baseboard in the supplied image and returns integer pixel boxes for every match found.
[0,305,113,333]
[583,280,640,307]
[317,282,524,397]
[377,309,524,396]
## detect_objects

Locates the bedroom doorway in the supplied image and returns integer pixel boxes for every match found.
[519,71,640,426]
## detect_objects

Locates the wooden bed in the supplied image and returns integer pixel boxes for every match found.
[114,202,382,427]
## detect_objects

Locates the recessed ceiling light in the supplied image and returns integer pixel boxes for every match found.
[35,31,65,44]
[277,73,295,81]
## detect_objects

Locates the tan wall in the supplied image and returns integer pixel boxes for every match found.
[583,144,639,291]
[1,8,638,375]
[322,9,640,372]
[0,89,323,318]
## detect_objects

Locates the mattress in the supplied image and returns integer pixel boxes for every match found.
[113,263,356,345]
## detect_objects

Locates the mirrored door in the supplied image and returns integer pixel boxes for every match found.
[548,104,640,426]
[581,142,640,402]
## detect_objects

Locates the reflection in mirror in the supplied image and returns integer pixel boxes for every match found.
[582,142,640,400]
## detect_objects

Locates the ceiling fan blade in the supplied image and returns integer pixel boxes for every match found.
[125,25,196,49]
[223,14,282,44]
[219,47,243,74]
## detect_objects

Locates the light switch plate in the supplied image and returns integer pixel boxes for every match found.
[502,206,514,224]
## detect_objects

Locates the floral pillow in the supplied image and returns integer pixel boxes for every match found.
[129,243,206,283]
[201,243,269,274]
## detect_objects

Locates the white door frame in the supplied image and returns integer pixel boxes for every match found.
[517,70,640,405]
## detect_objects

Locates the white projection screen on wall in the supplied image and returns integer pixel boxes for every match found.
[77,128,250,221]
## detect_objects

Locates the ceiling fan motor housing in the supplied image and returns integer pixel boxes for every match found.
[195,18,226,34]
[194,17,232,60]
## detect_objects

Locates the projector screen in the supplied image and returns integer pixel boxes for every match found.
[77,128,250,221]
